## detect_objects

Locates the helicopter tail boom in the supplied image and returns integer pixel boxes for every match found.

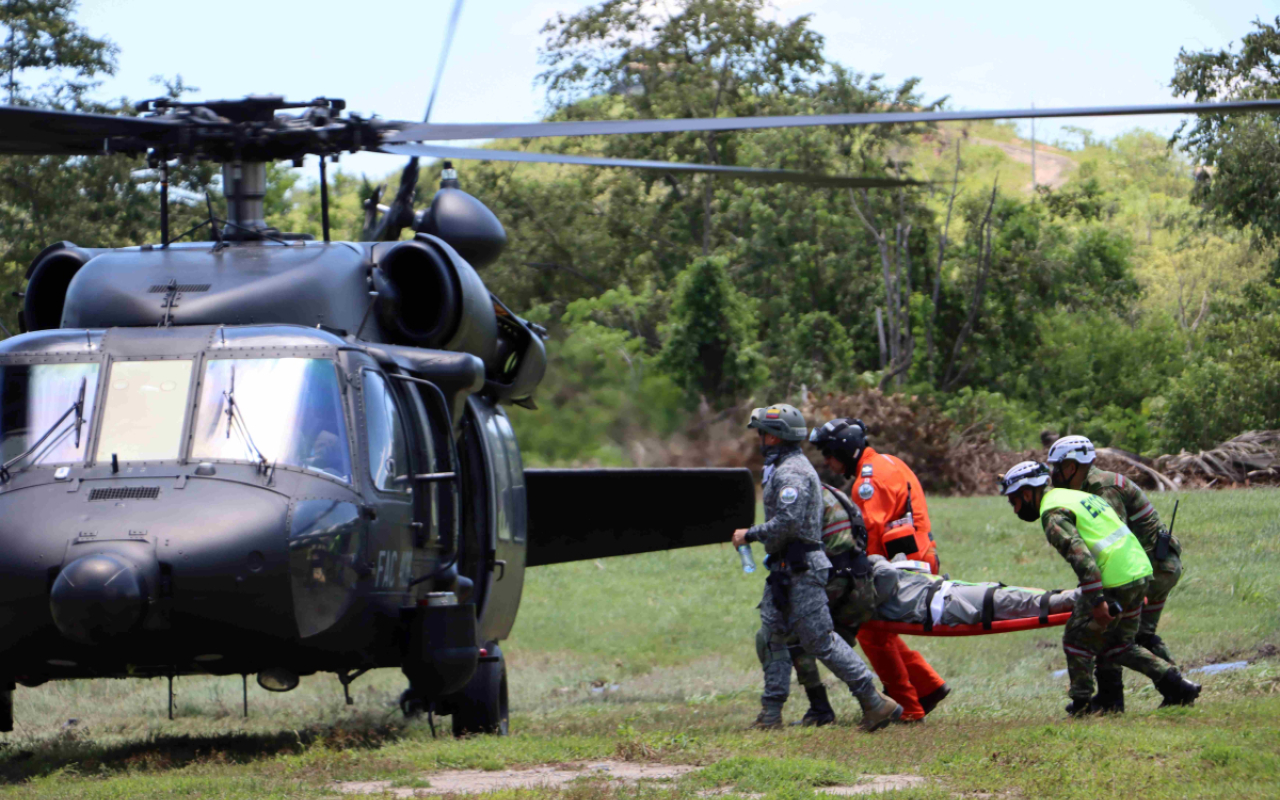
[524,468,755,567]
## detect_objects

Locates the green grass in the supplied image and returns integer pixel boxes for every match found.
[2,489,1278,798]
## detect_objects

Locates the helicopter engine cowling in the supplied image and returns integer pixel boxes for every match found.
[414,188,507,269]
[372,235,497,361]
[23,242,101,332]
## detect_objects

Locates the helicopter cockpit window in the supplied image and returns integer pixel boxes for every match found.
[96,360,192,463]
[191,358,352,483]
[361,372,411,494]
[0,363,100,466]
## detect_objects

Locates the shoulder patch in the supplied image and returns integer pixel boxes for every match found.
[779,486,799,505]
[861,465,873,477]
[858,482,874,501]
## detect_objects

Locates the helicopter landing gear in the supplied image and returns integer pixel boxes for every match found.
[0,679,14,733]
[446,643,508,737]
[399,686,428,718]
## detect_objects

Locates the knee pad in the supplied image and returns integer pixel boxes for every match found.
[765,641,792,666]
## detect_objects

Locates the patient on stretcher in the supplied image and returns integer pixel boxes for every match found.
[833,555,1078,630]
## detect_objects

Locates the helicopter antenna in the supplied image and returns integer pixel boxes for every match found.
[363,0,466,242]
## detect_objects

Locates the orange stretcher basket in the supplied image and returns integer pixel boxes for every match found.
[861,611,1071,637]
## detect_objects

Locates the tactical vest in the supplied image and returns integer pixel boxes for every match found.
[1039,488,1152,588]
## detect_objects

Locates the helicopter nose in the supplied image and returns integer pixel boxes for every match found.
[49,555,147,645]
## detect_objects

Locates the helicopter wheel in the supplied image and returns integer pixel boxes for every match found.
[448,643,508,737]
[399,687,428,719]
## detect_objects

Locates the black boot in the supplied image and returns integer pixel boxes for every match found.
[919,683,951,716]
[794,685,836,727]
[1065,697,1096,717]
[1155,669,1201,708]
[1091,668,1125,714]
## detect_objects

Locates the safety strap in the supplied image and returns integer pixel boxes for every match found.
[982,585,999,630]
[1038,590,1059,625]
[924,580,952,632]
[887,559,933,573]
[822,484,868,552]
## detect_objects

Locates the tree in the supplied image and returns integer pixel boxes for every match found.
[1,0,115,105]
[659,255,766,407]
[1171,17,1280,251]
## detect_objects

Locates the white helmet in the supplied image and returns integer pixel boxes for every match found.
[1046,435,1096,465]
[999,461,1051,495]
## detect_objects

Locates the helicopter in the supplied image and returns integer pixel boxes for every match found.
[4,28,1280,738]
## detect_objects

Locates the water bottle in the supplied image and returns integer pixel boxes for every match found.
[737,544,756,574]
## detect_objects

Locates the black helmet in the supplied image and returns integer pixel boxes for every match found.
[808,417,869,467]
[747,404,807,442]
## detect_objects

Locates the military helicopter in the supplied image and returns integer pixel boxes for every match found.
[4,14,1280,737]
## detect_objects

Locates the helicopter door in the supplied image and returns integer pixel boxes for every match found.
[360,371,416,598]
[460,397,526,643]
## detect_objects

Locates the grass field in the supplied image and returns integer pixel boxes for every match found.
[2,489,1278,798]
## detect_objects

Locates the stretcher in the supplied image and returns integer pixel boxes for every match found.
[861,611,1071,637]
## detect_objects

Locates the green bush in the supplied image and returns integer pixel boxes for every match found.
[513,307,684,467]
[941,388,1042,450]
[1157,283,1280,451]
[767,310,856,396]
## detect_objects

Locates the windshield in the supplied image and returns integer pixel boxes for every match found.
[191,358,352,483]
[96,360,192,463]
[0,363,99,466]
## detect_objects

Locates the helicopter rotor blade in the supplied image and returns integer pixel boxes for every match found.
[0,104,179,156]
[379,142,920,188]
[382,99,1280,144]
[423,0,466,124]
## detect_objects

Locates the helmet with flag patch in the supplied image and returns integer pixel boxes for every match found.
[999,461,1051,495]
[1046,435,1096,465]
[747,404,807,442]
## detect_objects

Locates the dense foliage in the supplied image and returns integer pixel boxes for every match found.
[2,0,1278,469]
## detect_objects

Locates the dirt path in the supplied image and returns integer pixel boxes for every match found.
[973,137,1075,191]
[337,760,929,797]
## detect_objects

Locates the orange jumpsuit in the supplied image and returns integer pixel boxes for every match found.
[850,446,946,720]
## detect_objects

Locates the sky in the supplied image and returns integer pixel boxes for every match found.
[76,0,1280,179]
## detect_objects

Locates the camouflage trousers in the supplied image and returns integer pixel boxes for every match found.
[758,569,875,710]
[1063,577,1173,702]
[1097,554,1182,684]
[755,625,860,693]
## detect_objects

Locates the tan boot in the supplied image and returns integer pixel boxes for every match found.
[748,707,783,730]
[857,689,902,732]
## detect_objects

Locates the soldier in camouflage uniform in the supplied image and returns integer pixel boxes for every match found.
[1047,436,1182,712]
[1000,461,1200,715]
[733,404,901,732]
[754,482,872,726]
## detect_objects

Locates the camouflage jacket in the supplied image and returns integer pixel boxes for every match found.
[746,445,829,570]
[1083,466,1181,559]
[1041,506,1104,599]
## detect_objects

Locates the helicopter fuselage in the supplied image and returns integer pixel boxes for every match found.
[2,235,537,698]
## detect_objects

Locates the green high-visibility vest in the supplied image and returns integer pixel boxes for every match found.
[1039,488,1152,588]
